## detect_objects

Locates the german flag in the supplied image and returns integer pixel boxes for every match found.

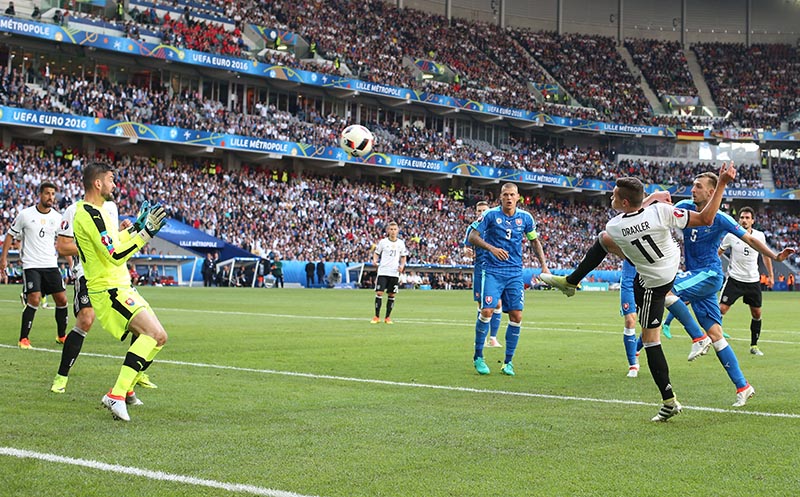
[677,130,705,141]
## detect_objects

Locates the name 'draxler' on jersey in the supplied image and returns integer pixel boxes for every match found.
[621,221,651,237]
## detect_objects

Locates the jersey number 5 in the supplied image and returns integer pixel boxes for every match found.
[630,234,664,263]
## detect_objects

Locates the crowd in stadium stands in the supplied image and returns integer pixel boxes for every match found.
[29,0,799,131]
[625,39,697,99]
[761,207,800,267]
[0,144,619,272]
[0,66,766,190]
[771,158,800,189]
[512,31,652,125]
[1,144,797,285]
[693,43,800,130]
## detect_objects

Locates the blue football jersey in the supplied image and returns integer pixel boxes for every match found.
[470,206,538,276]
[675,199,747,272]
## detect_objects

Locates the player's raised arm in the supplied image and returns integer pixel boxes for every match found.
[688,162,736,227]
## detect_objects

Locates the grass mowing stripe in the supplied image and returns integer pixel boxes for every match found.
[3,344,798,419]
[0,447,322,497]
[3,299,800,337]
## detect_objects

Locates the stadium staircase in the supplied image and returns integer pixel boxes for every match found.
[512,38,579,106]
[760,167,776,190]
[684,48,719,116]
[26,83,69,113]
[616,44,665,114]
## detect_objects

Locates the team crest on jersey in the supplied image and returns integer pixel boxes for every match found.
[496,218,502,225]
[484,296,493,305]
[125,297,135,306]
[100,232,115,254]
[673,208,686,218]
[60,220,69,230]
[515,218,522,225]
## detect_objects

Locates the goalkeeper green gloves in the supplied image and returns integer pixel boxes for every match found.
[132,200,151,232]
[140,204,167,242]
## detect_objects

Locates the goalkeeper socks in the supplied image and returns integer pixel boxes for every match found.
[385,297,395,318]
[566,239,607,286]
[474,315,491,360]
[750,318,762,346]
[623,327,638,366]
[713,338,747,389]
[504,322,521,363]
[666,300,704,340]
[490,309,502,337]
[55,306,68,338]
[374,296,382,318]
[111,335,157,397]
[20,304,37,341]
[643,342,674,401]
[58,327,87,376]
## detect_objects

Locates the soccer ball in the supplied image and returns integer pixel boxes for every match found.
[339,124,374,157]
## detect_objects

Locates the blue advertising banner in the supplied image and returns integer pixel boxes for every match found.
[2,105,798,200]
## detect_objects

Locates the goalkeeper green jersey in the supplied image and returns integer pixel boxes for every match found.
[73,200,148,292]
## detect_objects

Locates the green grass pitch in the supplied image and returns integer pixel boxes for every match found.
[1,285,798,496]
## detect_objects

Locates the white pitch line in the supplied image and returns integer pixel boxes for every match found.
[2,344,798,419]
[0,447,321,497]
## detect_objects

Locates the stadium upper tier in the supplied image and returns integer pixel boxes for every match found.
[0,66,767,189]
[4,0,797,131]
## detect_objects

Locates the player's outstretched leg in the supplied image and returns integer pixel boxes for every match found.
[710,337,754,406]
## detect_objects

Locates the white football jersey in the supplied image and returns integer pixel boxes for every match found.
[605,203,690,287]
[58,201,119,278]
[8,205,61,269]
[720,229,762,283]
[375,237,408,277]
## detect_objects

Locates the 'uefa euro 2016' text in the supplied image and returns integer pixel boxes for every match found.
[11,111,88,130]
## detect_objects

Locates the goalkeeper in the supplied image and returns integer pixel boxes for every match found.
[73,162,168,422]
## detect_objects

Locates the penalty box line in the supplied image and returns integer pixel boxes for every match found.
[1,344,799,419]
[0,447,321,497]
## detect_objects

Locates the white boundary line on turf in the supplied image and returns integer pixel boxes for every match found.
[2,344,799,419]
[0,447,321,497]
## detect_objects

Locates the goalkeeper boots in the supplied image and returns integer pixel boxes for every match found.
[135,372,158,389]
[102,393,131,422]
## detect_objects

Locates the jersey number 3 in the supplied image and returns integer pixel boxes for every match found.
[631,234,664,263]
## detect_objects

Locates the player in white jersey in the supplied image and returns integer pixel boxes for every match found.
[718,206,772,356]
[50,200,158,395]
[541,163,735,421]
[0,182,69,348]
[370,221,408,324]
